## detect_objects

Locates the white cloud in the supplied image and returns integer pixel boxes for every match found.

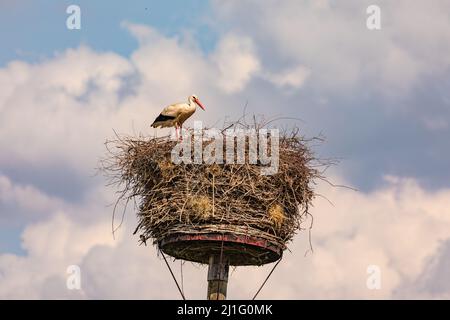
[212,0,450,96]
[123,21,262,97]
[0,46,135,174]
[0,213,116,299]
[264,65,311,89]
[211,34,261,93]
[0,175,63,221]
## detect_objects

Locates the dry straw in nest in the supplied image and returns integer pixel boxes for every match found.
[101,119,325,252]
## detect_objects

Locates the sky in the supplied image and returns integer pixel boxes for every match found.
[0,0,450,299]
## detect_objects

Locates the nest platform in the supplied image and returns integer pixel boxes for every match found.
[159,227,284,266]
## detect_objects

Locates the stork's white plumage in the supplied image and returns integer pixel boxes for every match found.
[151,95,205,140]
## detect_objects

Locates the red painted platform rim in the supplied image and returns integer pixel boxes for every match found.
[159,232,285,255]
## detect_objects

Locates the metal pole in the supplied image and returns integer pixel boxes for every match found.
[207,255,229,300]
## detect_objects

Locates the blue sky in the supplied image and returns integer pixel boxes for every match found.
[1,0,450,299]
[0,0,215,65]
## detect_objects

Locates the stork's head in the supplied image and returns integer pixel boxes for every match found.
[190,95,205,110]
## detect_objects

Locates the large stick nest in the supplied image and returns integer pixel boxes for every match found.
[101,120,324,255]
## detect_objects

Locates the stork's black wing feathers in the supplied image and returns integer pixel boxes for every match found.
[151,113,176,126]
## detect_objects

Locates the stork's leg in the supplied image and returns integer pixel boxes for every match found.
[175,125,179,141]
[180,125,183,141]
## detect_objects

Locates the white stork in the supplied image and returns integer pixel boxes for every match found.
[151,95,205,140]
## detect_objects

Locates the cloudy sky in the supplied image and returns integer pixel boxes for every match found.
[1,0,450,299]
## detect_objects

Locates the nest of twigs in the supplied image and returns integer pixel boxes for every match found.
[102,119,324,263]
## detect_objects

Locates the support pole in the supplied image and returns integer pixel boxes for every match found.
[207,255,229,300]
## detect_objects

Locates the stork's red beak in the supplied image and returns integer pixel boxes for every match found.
[195,98,205,110]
